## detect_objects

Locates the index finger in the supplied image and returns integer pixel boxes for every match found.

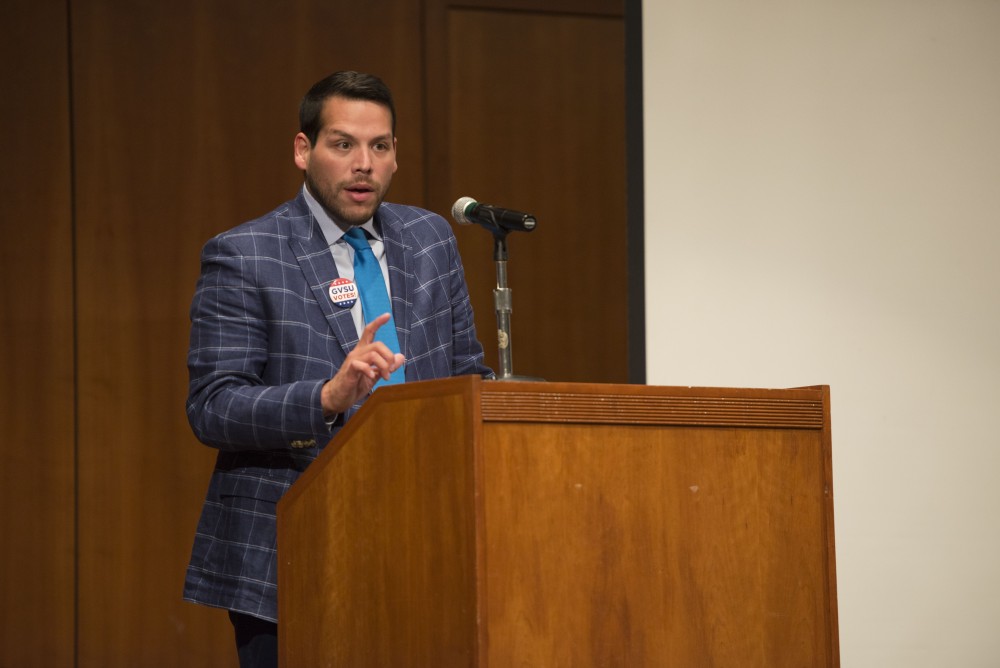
[358,312,393,345]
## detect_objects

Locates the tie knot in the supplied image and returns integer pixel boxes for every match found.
[343,227,370,252]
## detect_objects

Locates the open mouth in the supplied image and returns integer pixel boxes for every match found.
[346,183,375,195]
[345,182,375,203]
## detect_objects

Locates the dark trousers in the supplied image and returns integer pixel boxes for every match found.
[229,610,278,668]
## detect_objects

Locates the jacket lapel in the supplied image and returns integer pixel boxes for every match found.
[377,206,412,358]
[283,194,359,356]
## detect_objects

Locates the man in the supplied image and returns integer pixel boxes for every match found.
[183,71,492,667]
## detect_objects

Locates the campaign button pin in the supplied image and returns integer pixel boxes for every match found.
[329,278,358,309]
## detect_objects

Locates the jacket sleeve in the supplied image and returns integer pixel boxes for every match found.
[445,230,495,380]
[185,234,333,451]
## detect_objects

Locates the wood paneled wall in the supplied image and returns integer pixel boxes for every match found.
[0,0,626,664]
[427,4,628,382]
[1,2,76,665]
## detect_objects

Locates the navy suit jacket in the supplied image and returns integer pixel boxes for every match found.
[183,191,491,621]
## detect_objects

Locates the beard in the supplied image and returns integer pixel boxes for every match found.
[305,172,390,227]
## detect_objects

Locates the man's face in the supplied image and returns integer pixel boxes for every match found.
[294,96,397,226]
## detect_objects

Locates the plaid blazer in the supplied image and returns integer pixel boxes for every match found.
[183,191,491,622]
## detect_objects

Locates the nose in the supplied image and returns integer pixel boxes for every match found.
[353,147,373,173]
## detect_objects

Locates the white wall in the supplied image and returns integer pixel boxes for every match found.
[642,1,1000,665]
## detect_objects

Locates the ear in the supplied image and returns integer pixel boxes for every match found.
[392,136,398,175]
[293,133,311,171]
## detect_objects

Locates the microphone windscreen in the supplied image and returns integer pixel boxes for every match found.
[451,196,477,225]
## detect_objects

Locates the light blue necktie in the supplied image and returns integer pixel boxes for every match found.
[343,227,405,385]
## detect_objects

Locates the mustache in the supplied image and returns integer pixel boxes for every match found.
[345,178,376,188]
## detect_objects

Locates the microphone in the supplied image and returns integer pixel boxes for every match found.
[451,196,537,233]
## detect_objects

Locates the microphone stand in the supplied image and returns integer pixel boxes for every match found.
[490,229,543,382]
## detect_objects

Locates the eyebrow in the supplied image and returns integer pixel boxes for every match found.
[324,128,393,143]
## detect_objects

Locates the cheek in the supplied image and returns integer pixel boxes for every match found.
[381,157,397,179]
[314,155,345,178]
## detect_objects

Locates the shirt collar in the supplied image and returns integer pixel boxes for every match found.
[301,184,380,247]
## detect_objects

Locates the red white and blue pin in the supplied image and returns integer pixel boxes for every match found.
[328,277,358,309]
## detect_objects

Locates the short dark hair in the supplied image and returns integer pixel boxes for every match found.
[299,71,396,146]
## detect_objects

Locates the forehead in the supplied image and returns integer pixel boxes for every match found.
[319,96,394,136]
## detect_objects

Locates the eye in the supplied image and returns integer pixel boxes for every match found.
[373,142,390,152]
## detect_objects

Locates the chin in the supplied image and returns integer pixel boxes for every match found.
[339,204,379,225]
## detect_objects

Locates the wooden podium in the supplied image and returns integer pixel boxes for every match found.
[277,377,839,667]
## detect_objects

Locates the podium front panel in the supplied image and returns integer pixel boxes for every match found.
[278,378,838,668]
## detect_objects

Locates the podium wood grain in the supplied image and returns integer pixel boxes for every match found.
[279,377,838,667]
